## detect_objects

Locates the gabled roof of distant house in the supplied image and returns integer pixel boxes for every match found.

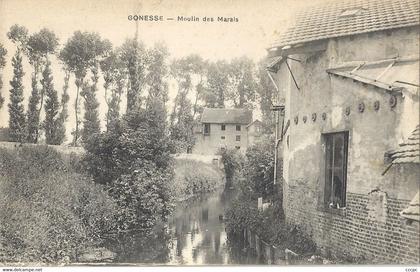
[269,0,420,49]
[201,108,253,125]
[389,125,420,164]
[401,191,420,221]
[246,119,263,128]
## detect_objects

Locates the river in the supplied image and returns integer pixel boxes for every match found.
[111,188,258,265]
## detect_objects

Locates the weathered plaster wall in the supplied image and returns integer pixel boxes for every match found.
[193,123,248,155]
[277,26,420,263]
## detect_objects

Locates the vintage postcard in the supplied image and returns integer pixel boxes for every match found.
[0,0,419,270]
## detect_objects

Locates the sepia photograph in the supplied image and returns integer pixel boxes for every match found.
[0,0,419,270]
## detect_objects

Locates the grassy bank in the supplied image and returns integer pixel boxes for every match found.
[0,146,118,264]
[173,158,224,201]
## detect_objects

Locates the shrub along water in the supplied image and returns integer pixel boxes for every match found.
[173,158,224,201]
[223,135,317,258]
[83,104,174,233]
[0,146,118,263]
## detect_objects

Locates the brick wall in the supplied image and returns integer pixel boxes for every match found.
[284,186,420,264]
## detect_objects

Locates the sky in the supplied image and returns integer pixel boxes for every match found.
[0,0,326,143]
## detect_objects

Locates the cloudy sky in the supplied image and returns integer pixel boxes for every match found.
[0,0,325,142]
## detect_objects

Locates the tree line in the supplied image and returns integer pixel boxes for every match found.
[0,24,277,149]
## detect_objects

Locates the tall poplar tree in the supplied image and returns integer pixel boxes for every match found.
[120,38,146,113]
[81,64,101,143]
[55,70,70,144]
[0,43,7,109]
[60,31,110,145]
[42,61,60,144]
[7,25,28,142]
[8,51,26,142]
[26,28,59,143]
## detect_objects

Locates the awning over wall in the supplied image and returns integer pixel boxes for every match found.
[266,56,283,73]
[326,57,419,94]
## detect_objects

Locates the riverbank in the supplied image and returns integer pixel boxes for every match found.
[0,145,118,264]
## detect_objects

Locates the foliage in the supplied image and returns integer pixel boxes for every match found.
[100,49,126,130]
[219,148,244,187]
[120,38,146,112]
[146,42,169,103]
[242,135,275,199]
[224,195,262,237]
[6,24,28,50]
[256,59,277,133]
[226,57,257,109]
[59,31,111,145]
[83,93,174,231]
[26,28,59,66]
[107,160,174,231]
[42,61,61,145]
[84,103,171,185]
[25,28,59,143]
[0,146,118,263]
[172,158,224,200]
[8,50,26,142]
[81,64,101,143]
[169,55,206,153]
[203,60,229,108]
[0,43,7,109]
[225,194,315,256]
[55,70,70,144]
[26,75,41,143]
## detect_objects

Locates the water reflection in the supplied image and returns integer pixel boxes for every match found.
[111,188,255,265]
[167,188,235,265]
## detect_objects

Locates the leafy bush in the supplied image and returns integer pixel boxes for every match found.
[83,109,172,185]
[0,146,118,263]
[173,158,224,200]
[225,195,316,256]
[83,105,175,232]
[219,148,244,187]
[224,135,316,258]
[107,160,174,231]
[243,135,275,199]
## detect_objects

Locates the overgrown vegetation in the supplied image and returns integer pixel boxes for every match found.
[0,146,118,263]
[173,158,224,201]
[83,100,174,232]
[223,136,317,259]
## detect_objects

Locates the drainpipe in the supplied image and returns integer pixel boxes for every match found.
[267,70,281,185]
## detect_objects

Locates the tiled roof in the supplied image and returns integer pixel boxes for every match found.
[401,191,420,221]
[201,108,253,124]
[270,0,420,49]
[390,125,420,164]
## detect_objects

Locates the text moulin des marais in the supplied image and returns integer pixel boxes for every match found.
[128,15,239,23]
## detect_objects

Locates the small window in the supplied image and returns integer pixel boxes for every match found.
[324,132,349,209]
[236,125,241,131]
[236,135,241,141]
[221,136,225,140]
[204,124,210,135]
[235,146,240,150]
[339,8,364,17]
[221,124,226,131]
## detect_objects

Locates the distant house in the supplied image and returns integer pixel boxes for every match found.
[246,119,263,146]
[267,0,419,264]
[193,108,253,155]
